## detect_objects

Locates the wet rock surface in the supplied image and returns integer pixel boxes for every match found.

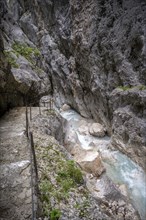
[61,108,145,220]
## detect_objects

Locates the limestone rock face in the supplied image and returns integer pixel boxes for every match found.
[30,108,65,144]
[86,174,140,220]
[0,0,146,170]
[89,123,105,137]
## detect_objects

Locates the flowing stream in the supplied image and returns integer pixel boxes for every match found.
[61,109,146,220]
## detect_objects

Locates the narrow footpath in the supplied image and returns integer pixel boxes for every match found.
[0,108,32,220]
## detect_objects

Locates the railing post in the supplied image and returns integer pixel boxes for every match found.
[39,102,41,115]
[49,99,51,110]
[51,98,53,109]
[30,132,38,183]
[30,105,32,121]
[26,105,29,138]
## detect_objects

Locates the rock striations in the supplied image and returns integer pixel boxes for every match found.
[0,1,146,219]
[0,0,146,170]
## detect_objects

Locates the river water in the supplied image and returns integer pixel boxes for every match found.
[61,109,146,220]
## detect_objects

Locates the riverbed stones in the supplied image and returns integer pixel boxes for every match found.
[78,124,89,135]
[75,150,105,177]
[86,174,140,220]
[64,130,79,151]
[89,123,105,137]
[32,125,111,220]
[119,184,128,197]
[70,144,86,157]
[61,104,71,111]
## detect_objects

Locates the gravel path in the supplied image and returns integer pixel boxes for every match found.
[0,108,32,220]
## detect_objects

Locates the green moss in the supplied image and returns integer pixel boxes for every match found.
[12,42,40,63]
[74,200,90,218]
[40,177,67,216]
[56,160,83,190]
[64,160,83,185]
[35,66,44,74]
[117,85,146,91]
[50,209,61,220]
[37,142,84,218]
[4,42,42,71]
[46,109,56,115]
[136,85,146,90]
[40,179,53,194]
[4,50,19,68]
[117,85,131,91]
[44,207,50,217]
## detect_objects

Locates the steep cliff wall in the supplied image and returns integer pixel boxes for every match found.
[0,0,146,169]
[0,0,51,115]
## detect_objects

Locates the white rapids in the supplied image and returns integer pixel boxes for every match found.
[61,109,146,220]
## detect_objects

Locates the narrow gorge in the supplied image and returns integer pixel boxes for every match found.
[0,0,146,220]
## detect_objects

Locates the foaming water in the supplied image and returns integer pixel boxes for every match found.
[102,151,146,220]
[61,109,146,219]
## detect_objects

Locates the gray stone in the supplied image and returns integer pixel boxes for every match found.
[0,0,145,218]
[89,123,105,137]
[1,0,146,172]
[61,103,71,111]
[76,151,106,177]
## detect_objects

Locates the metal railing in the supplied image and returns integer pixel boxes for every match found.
[25,98,54,220]
[0,91,54,220]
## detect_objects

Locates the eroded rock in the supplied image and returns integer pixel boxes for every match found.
[77,151,106,177]
[61,104,71,111]
[89,123,105,137]
[73,148,105,177]
[78,124,89,135]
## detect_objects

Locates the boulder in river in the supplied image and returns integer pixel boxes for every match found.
[61,104,71,111]
[75,150,106,177]
[89,123,105,137]
[78,124,89,135]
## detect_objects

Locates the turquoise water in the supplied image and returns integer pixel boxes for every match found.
[102,151,146,220]
[61,109,146,219]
